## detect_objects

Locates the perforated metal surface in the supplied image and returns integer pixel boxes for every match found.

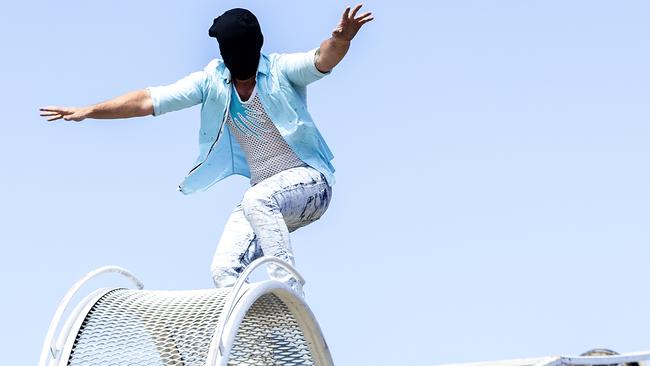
[228,293,315,365]
[65,288,321,366]
[68,288,229,366]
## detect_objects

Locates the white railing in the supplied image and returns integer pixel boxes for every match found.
[205,255,306,366]
[440,351,650,366]
[538,351,650,366]
[38,266,144,366]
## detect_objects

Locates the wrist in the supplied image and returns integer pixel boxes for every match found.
[83,106,95,118]
[330,35,352,45]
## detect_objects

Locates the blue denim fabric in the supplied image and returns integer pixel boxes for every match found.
[146,48,336,195]
[210,166,332,298]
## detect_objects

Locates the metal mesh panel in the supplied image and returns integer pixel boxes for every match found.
[68,288,229,366]
[228,293,315,366]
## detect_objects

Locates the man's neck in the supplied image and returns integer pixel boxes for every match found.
[234,76,256,87]
[233,76,256,101]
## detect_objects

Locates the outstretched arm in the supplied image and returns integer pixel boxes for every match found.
[40,89,153,122]
[40,68,207,122]
[315,3,374,73]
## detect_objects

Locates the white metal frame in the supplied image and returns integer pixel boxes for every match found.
[38,266,144,366]
[40,259,647,366]
[440,351,650,366]
[537,351,650,366]
[205,255,333,366]
[213,255,305,342]
[208,280,334,366]
[40,258,331,366]
[55,288,118,366]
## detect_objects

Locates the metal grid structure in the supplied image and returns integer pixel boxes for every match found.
[67,288,229,366]
[40,258,334,366]
[228,293,315,365]
[41,259,649,366]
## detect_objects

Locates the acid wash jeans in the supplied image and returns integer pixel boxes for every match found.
[210,166,332,298]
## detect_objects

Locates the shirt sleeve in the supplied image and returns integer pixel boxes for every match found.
[146,70,207,116]
[277,47,332,87]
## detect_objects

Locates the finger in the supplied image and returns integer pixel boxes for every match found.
[40,107,63,113]
[40,111,60,116]
[40,105,68,111]
[356,11,372,21]
[354,13,372,23]
[359,16,374,25]
[40,106,70,114]
[350,3,363,19]
[341,6,350,21]
[46,114,63,122]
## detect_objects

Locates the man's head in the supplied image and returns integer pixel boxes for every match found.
[208,8,263,81]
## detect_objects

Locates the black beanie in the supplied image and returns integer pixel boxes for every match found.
[208,8,264,80]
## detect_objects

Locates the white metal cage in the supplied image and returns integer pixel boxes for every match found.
[40,257,334,366]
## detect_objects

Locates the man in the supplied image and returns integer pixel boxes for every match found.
[39,4,374,298]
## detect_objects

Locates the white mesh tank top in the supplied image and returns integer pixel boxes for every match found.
[226,83,308,186]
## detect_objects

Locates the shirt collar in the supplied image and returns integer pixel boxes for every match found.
[218,52,269,82]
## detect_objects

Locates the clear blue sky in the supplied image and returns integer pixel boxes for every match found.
[1,1,649,365]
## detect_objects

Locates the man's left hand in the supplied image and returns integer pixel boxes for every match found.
[332,3,374,42]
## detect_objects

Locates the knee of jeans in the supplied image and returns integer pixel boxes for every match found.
[241,189,278,216]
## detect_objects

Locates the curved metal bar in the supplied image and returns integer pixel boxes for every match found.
[207,256,306,365]
[38,266,144,366]
[230,256,305,302]
[206,281,333,366]
[54,288,115,362]
[221,256,304,328]
[55,288,121,366]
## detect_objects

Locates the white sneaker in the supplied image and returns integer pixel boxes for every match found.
[287,279,306,300]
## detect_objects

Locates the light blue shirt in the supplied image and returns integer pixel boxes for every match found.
[146,47,335,195]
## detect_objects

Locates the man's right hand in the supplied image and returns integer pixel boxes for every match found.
[39,106,90,122]
[39,89,154,122]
